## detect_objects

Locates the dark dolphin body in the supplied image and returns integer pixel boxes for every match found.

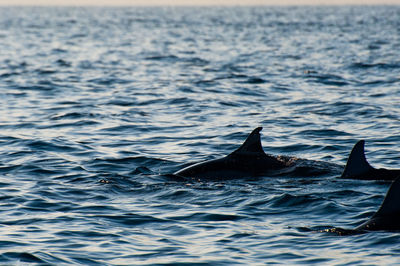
[174,127,336,179]
[326,177,400,235]
[355,177,400,231]
[340,140,400,180]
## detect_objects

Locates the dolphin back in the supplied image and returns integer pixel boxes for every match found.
[341,140,375,179]
[373,177,400,218]
[174,127,287,179]
[230,127,265,156]
[357,178,400,231]
[341,140,400,180]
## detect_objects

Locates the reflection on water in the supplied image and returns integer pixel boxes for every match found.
[0,5,399,265]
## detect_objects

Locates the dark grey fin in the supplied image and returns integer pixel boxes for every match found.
[230,127,265,155]
[372,177,400,218]
[341,140,375,178]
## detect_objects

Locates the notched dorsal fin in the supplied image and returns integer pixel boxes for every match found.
[373,178,400,217]
[341,140,375,178]
[230,127,265,155]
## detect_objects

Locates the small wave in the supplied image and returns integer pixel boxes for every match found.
[106,99,137,107]
[26,139,82,152]
[351,62,400,70]
[131,166,153,175]
[18,165,60,176]
[360,78,400,86]
[1,252,46,264]
[169,212,245,222]
[87,77,131,86]
[51,48,68,54]
[23,198,61,212]
[49,112,98,120]
[298,129,351,137]
[41,120,100,129]
[12,84,55,91]
[307,101,381,117]
[86,156,170,175]
[0,71,20,78]
[305,72,351,86]
[145,54,179,62]
[1,217,44,226]
[96,213,168,226]
[236,76,267,84]
[269,193,320,208]
[35,68,57,75]
[100,124,162,133]
[144,54,209,67]
[55,59,71,67]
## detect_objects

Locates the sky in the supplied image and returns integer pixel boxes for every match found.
[0,0,399,5]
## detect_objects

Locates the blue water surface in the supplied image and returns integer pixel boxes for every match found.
[0,5,400,265]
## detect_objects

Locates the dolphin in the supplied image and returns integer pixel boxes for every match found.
[325,177,400,235]
[340,140,400,180]
[174,127,334,179]
[174,127,291,179]
[355,177,400,231]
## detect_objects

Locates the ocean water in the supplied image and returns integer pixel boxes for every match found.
[0,5,400,265]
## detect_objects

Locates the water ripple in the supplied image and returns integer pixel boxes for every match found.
[0,5,399,266]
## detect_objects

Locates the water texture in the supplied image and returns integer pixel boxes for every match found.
[0,6,400,265]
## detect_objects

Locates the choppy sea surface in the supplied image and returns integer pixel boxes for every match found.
[0,5,400,265]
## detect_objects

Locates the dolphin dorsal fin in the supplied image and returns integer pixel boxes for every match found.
[341,140,375,178]
[231,127,265,155]
[373,178,400,217]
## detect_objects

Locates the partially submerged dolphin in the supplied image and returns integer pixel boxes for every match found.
[174,127,334,179]
[325,177,400,235]
[340,140,400,180]
[355,177,400,231]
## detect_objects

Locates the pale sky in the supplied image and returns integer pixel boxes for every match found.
[0,0,399,5]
